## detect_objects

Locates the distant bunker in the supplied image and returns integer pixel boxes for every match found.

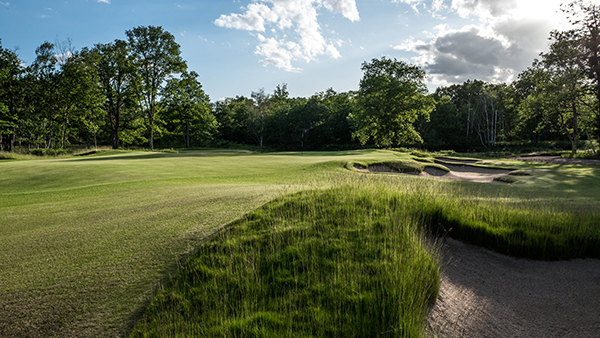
[353,159,514,184]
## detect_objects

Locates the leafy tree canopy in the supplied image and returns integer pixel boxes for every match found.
[353,57,434,148]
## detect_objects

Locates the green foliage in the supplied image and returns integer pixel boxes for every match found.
[353,57,434,148]
[160,71,217,148]
[127,25,187,150]
[93,39,136,150]
[214,96,254,144]
[216,87,360,151]
[561,0,600,139]
[419,96,467,149]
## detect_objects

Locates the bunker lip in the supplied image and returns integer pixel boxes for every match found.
[354,164,513,184]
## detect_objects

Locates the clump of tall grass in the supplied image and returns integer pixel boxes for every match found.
[422,195,600,260]
[131,183,440,337]
[0,151,39,160]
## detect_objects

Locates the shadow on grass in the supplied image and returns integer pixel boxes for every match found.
[64,149,380,162]
[522,163,600,201]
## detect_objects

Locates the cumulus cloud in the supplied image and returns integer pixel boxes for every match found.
[396,26,528,84]
[395,0,569,86]
[323,0,360,22]
[215,0,359,72]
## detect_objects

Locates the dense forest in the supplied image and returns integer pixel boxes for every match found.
[1,1,598,154]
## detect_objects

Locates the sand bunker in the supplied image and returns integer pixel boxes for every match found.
[422,164,512,184]
[427,238,600,337]
[355,164,512,184]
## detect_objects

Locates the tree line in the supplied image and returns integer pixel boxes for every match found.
[0,26,215,153]
[423,1,599,153]
[1,1,598,153]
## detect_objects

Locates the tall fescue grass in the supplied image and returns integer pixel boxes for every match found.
[131,181,441,337]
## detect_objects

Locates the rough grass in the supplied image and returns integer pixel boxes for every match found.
[131,184,440,337]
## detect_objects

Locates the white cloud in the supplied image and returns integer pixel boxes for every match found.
[397,25,536,85]
[393,0,446,17]
[97,0,110,4]
[0,1,10,6]
[322,0,360,22]
[215,3,274,31]
[255,34,303,72]
[450,0,517,19]
[215,0,359,72]
[395,0,571,86]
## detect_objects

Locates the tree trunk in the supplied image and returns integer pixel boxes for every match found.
[149,110,154,150]
[572,100,579,153]
[114,97,121,149]
[11,127,15,151]
[61,112,69,149]
[185,119,190,148]
[586,130,596,153]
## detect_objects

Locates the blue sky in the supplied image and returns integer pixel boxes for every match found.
[0,0,571,101]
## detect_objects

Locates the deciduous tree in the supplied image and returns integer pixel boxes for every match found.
[126,25,186,150]
[562,0,600,139]
[353,57,434,148]
[161,71,216,147]
[94,39,135,149]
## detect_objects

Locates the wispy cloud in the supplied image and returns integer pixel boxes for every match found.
[0,1,10,6]
[97,0,110,4]
[215,0,359,72]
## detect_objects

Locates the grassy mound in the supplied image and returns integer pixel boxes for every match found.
[131,185,440,337]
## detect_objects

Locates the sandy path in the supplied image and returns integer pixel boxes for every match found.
[427,238,600,338]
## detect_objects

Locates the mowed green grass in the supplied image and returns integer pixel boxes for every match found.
[0,149,403,337]
[2,149,600,337]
